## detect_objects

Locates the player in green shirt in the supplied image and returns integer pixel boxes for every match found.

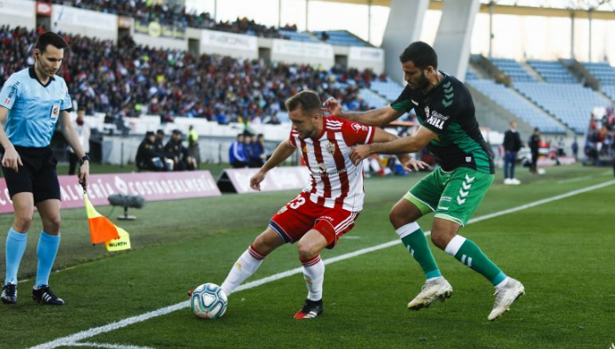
[324,41,524,321]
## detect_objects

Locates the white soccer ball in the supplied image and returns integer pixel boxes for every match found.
[190,283,228,319]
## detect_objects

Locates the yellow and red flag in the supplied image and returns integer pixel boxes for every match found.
[105,227,131,252]
[84,193,120,244]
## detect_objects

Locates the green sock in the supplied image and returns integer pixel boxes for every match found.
[445,235,506,286]
[397,223,442,280]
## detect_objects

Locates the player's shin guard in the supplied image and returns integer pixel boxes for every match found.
[220,244,267,296]
[35,232,61,287]
[301,255,324,301]
[445,235,507,286]
[396,223,442,280]
[5,228,28,285]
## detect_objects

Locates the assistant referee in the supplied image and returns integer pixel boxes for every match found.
[0,32,90,305]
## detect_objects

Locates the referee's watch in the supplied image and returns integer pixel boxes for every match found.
[79,154,90,165]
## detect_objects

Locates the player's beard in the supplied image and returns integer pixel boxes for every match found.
[298,127,316,140]
[410,70,430,91]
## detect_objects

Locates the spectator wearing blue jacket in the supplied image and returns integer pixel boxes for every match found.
[243,132,256,167]
[229,133,247,168]
[248,134,266,168]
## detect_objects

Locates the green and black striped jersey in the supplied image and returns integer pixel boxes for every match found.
[390,72,494,174]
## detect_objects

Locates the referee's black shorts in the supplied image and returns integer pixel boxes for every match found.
[2,146,61,203]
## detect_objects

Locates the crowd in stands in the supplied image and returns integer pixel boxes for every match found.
[1,26,378,126]
[50,0,290,39]
[585,107,615,164]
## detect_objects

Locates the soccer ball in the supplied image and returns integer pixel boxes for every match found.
[190,283,228,319]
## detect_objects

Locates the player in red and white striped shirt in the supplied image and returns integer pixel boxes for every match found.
[219,90,428,319]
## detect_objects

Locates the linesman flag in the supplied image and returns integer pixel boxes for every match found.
[106,227,131,252]
[84,193,131,251]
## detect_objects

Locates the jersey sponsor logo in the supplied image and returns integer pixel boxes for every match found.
[426,110,450,130]
[427,117,444,129]
[325,141,336,155]
[7,82,19,99]
[310,167,347,177]
[51,105,60,119]
[351,123,368,133]
[311,160,347,177]
[3,98,9,105]
[319,215,334,223]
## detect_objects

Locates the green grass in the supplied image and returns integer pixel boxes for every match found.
[55,162,230,177]
[1,164,614,349]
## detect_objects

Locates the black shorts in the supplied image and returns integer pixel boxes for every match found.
[2,146,61,203]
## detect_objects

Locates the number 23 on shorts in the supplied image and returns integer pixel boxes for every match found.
[289,195,306,210]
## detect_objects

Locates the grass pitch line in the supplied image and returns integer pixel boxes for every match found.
[556,174,596,184]
[71,342,157,349]
[466,179,615,227]
[28,179,615,349]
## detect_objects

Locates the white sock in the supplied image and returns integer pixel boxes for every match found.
[301,255,325,301]
[495,276,510,288]
[395,222,420,239]
[220,245,265,296]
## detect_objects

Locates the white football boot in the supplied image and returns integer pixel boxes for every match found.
[407,277,453,310]
[488,277,525,321]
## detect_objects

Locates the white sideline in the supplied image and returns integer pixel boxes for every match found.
[28,180,615,349]
[71,342,157,349]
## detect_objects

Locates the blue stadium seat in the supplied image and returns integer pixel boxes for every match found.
[467,80,566,134]
[527,60,577,84]
[278,30,320,43]
[359,88,388,109]
[465,70,479,81]
[369,78,404,101]
[582,62,615,99]
[515,82,609,133]
[602,85,615,101]
[313,30,369,47]
[490,58,537,83]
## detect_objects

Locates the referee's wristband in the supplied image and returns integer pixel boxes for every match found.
[79,154,90,165]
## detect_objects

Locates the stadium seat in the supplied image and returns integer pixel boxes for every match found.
[515,82,609,133]
[467,80,566,134]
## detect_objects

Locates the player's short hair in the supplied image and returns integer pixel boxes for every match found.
[399,41,438,70]
[285,90,321,115]
[35,32,69,53]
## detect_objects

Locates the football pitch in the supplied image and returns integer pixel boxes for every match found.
[1,164,614,349]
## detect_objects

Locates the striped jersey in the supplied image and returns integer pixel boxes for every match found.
[288,116,375,212]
